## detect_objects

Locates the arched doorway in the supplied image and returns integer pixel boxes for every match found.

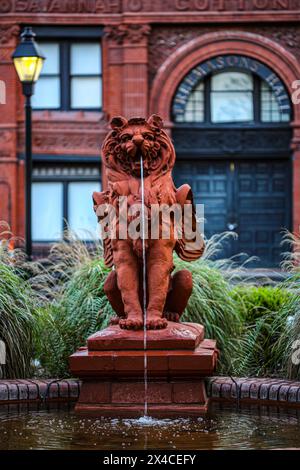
[171,56,292,266]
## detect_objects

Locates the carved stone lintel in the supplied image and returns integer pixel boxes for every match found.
[104,24,151,45]
[173,127,292,156]
[17,125,107,155]
[0,25,20,45]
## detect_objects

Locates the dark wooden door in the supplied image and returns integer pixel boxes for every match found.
[173,159,291,267]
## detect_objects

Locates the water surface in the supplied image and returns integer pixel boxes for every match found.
[1,402,300,450]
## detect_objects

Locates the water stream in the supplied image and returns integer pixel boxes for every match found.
[140,155,148,417]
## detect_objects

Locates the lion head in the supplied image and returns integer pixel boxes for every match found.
[101,114,175,178]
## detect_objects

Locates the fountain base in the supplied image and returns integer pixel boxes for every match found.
[70,322,218,417]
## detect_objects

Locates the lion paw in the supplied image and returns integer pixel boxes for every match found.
[146,316,168,330]
[119,317,143,330]
[163,311,180,322]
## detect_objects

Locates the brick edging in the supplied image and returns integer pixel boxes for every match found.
[207,377,300,408]
[1,377,300,408]
[0,379,80,404]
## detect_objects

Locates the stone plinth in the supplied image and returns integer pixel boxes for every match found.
[69,322,218,417]
[87,322,204,350]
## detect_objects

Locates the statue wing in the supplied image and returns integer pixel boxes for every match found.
[174,184,205,262]
[92,191,114,268]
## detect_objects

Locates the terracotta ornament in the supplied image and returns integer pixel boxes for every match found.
[93,115,205,330]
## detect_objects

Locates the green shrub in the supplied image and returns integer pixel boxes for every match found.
[232,285,291,324]
[231,285,296,377]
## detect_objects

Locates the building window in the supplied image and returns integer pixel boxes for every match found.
[261,82,290,123]
[32,182,63,241]
[32,164,101,242]
[174,70,290,124]
[31,43,60,109]
[176,82,204,123]
[211,72,254,123]
[32,41,102,111]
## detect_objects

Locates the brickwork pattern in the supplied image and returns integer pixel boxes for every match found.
[0,379,80,404]
[207,377,300,406]
[1,377,300,408]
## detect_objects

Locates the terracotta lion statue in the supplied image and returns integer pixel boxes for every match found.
[93,114,205,330]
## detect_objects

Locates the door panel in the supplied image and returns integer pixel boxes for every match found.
[173,161,234,259]
[173,159,291,267]
[236,160,291,267]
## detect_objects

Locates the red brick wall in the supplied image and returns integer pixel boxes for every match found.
[148,24,300,85]
[0,2,300,239]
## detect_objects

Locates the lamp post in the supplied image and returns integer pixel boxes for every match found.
[12,27,45,259]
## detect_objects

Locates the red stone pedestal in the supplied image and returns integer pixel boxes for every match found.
[69,322,218,417]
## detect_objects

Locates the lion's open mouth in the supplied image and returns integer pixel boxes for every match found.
[130,149,144,171]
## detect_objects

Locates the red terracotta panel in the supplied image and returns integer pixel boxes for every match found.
[111,382,145,404]
[173,381,207,404]
[70,342,218,379]
[87,322,204,351]
[78,381,110,404]
[111,381,172,404]
[168,348,216,372]
[69,350,114,374]
[113,352,144,372]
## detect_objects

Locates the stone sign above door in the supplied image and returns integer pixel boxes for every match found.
[172,55,292,121]
[1,0,300,16]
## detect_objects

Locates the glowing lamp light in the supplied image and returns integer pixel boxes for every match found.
[12,27,45,92]
[13,56,44,83]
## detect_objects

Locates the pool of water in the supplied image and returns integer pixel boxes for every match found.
[0,402,300,450]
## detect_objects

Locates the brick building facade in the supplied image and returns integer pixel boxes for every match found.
[0,0,300,266]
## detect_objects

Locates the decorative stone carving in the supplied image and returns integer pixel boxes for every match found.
[70,116,217,418]
[0,25,20,45]
[173,128,292,156]
[18,131,105,155]
[17,116,108,155]
[0,0,298,14]
[149,25,300,84]
[104,24,150,44]
[92,115,205,330]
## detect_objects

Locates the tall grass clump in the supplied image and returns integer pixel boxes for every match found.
[178,256,242,374]
[33,232,114,377]
[176,232,253,374]
[271,231,300,379]
[0,223,36,378]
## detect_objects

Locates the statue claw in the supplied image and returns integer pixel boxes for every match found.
[119,317,144,330]
[163,311,180,322]
[146,317,168,330]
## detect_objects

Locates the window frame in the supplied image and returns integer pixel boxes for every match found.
[30,27,103,112]
[32,169,101,243]
[173,68,291,126]
[31,42,61,110]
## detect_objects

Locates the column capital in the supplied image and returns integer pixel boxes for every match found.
[104,24,150,45]
[0,24,20,45]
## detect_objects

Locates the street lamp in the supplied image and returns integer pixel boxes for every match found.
[12,27,45,259]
